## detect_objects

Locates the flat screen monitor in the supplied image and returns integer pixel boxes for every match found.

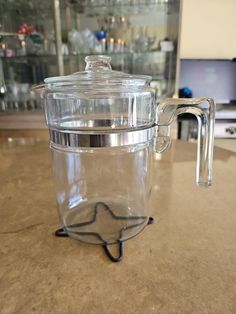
[179,59,236,104]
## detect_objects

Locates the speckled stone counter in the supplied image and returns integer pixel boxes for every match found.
[0,139,236,314]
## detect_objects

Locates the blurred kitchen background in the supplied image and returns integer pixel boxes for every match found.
[0,0,235,149]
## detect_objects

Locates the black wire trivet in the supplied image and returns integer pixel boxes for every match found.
[55,201,154,262]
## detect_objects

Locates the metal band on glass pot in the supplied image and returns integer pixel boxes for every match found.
[49,127,156,148]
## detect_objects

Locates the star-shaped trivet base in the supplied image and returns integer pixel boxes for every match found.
[55,202,154,262]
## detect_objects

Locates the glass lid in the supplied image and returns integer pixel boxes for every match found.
[44,55,152,90]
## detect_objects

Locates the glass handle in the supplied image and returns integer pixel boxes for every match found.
[154,125,171,153]
[157,97,215,187]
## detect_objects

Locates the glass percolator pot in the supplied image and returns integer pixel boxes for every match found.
[36,55,215,262]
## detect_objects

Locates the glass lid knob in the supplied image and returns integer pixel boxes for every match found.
[85,55,112,72]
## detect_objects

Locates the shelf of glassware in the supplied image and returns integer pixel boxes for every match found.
[0,50,176,112]
[1,55,58,82]
[1,50,176,79]
[78,0,179,16]
[1,55,58,73]
[64,51,176,97]
[1,49,173,61]
[1,55,57,62]
[0,55,57,113]
[64,50,175,74]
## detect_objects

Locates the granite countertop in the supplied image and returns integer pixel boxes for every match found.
[0,139,236,314]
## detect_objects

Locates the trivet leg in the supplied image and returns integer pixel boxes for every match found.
[102,241,123,263]
[55,227,68,237]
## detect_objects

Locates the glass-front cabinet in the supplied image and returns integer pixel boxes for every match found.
[0,0,181,113]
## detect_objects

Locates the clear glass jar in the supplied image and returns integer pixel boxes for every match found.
[36,55,215,249]
[52,142,153,244]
